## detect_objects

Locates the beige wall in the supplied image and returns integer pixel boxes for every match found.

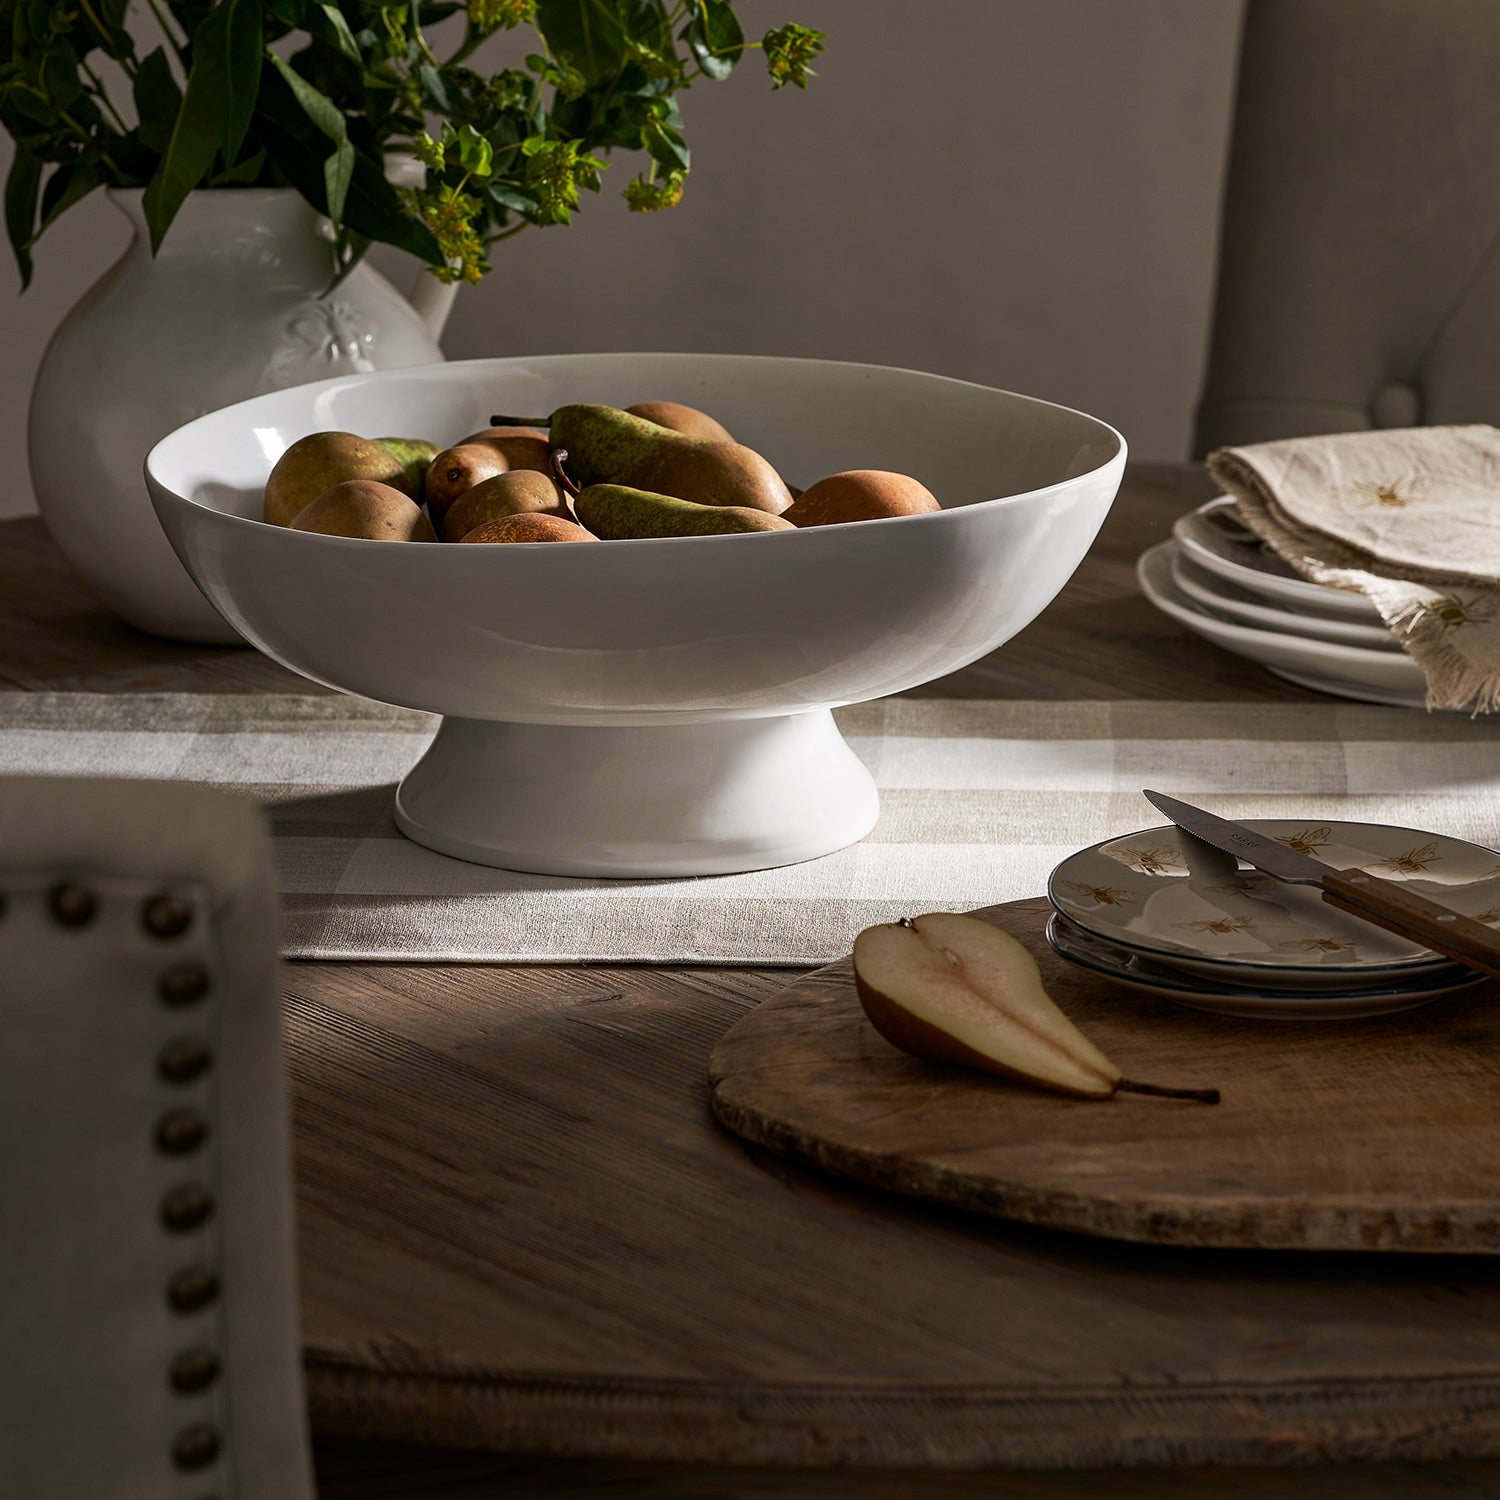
[0,0,1242,521]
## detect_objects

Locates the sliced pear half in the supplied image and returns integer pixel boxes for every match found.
[852,913,1218,1104]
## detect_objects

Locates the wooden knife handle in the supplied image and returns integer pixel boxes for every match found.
[1322,867,1500,983]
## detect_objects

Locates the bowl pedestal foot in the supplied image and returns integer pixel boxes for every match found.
[392,708,880,877]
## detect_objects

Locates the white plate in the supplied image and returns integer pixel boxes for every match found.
[1169,546,1398,651]
[1047,818,1500,986]
[1045,915,1482,1021]
[1173,497,1382,622]
[1138,541,1435,709]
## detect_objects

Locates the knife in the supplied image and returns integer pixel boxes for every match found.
[1141,789,1500,984]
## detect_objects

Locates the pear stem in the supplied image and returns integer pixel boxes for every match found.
[1116,1079,1221,1105]
[490,413,551,428]
[550,448,582,499]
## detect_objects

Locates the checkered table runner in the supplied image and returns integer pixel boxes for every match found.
[4,692,1499,963]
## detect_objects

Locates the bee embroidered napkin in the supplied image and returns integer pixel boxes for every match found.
[1207,424,1500,712]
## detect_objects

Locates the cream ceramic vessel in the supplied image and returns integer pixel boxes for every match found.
[146,353,1124,876]
[29,188,447,643]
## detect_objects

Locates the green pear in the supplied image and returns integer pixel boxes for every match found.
[374,437,440,504]
[263,431,408,527]
[573,484,795,540]
[549,404,791,514]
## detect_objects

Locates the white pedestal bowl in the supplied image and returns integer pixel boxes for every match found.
[146,354,1124,876]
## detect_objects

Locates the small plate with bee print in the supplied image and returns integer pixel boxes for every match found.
[1047,819,1500,990]
[1045,914,1482,1019]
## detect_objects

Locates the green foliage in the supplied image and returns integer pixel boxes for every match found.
[0,0,826,287]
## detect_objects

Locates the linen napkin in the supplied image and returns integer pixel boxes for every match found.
[1207,424,1500,713]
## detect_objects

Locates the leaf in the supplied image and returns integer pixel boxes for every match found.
[313,2,361,61]
[487,181,536,214]
[132,45,182,157]
[643,117,688,171]
[457,122,491,177]
[267,52,351,222]
[534,0,630,85]
[697,0,743,57]
[254,60,445,266]
[4,145,40,286]
[141,0,264,251]
[216,0,264,163]
[36,155,104,235]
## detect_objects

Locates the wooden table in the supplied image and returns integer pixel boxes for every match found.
[7,465,1500,1500]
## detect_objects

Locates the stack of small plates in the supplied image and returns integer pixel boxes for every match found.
[1138,496,1430,708]
[1045,819,1500,1018]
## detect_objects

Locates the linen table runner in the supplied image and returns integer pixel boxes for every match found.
[4,692,1500,964]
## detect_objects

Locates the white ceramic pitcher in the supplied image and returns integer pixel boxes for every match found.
[28,187,455,643]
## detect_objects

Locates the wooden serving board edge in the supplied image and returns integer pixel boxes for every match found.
[707,900,1500,1254]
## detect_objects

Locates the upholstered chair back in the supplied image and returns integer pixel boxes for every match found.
[0,777,313,1500]
[1194,0,1500,455]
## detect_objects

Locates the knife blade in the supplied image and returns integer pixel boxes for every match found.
[1141,789,1500,983]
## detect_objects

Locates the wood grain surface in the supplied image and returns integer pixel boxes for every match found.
[9,469,1500,1495]
[288,954,1500,1473]
[710,898,1500,1253]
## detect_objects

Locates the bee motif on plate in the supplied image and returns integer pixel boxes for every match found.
[1106,843,1184,876]
[1058,880,1136,907]
[1282,936,1355,955]
[1275,825,1334,858]
[1173,915,1254,936]
[1369,841,1440,876]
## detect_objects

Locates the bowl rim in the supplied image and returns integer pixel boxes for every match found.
[145,351,1127,553]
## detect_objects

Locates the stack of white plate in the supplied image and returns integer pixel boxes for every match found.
[1138,496,1430,708]
[1045,819,1500,1019]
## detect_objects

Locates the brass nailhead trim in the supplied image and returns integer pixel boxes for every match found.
[143,892,194,939]
[157,1038,213,1086]
[166,1265,220,1313]
[159,964,211,1008]
[169,1347,221,1395]
[48,883,97,927]
[160,1183,215,1233]
[155,1108,208,1156]
[172,1422,221,1470]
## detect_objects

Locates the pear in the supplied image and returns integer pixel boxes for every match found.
[426,435,554,523]
[263,431,407,527]
[373,437,439,504]
[852,913,1219,1103]
[441,470,569,543]
[625,400,734,443]
[458,513,597,544]
[459,424,550,445]
[783,470,942,528]
[287,480,436,542]
[573,483,795,540]
[548,404,791,515]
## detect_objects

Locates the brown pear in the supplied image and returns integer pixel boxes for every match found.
[263,431,406,527]
[425,435,554,523]
[441,470,569,543]
[573,484,794,540]
[459,424,551,445]
[783,470,942,528]
[852,913,1219,1103]
[288,480,436,541]
[625,401,734,443]
[458,513,597,544]
[548,404,792,515]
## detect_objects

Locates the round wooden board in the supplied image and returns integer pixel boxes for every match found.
[708,898,1500,1253]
